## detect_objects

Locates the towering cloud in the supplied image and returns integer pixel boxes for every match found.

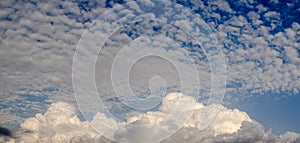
[2,93,299,143]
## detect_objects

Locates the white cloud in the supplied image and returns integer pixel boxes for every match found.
[211,0,233,13]
[16,102,103,143]
[210,1,300,99]
[2,93,299,143]
[0,0,110,127]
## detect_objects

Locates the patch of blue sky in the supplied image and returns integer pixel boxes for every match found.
[0,87,58,128]
[228,91,300,134]
[9,94,48,117]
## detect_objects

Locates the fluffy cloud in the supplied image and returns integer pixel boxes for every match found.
[1,93,299,143]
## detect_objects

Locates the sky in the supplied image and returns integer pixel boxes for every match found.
[229,92,300,134]
[0,0,300,142]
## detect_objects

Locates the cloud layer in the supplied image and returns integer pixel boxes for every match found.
[1,93,299,143]
[1,0,300,138]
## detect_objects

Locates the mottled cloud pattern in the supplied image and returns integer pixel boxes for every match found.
[0,0,299,142]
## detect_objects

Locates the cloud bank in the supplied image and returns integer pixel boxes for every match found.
[1,93,299,143]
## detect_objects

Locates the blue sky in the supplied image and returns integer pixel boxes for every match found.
[0,0,300,142]
[229,92,300,134]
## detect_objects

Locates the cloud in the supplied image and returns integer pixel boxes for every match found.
[0,0,110,127]
[208,0,300,99]
[1,0,300,137]
[14,102,103,143]
[2,93,299,143]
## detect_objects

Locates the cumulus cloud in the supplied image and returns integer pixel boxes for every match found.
[1,93,299,143]
[9,102,105,143]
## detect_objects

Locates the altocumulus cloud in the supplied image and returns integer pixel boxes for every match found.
[1,0,300,127]
[1,93,299,143]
